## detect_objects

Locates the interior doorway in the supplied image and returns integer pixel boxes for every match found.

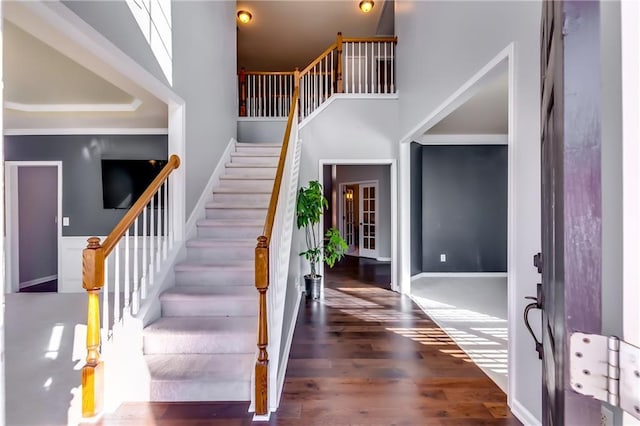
[5,161,63,293]
[338,180,379,259]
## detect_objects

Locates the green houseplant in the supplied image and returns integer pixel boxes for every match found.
[296,180,348,299]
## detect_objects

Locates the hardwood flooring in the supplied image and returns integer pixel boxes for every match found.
[87,258,521,425]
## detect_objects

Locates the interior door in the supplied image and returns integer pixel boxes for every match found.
[359,182,377,259]
[539,1,603,424]
[342,186,356,252]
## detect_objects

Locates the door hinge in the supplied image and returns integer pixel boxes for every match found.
[570,332,640,419]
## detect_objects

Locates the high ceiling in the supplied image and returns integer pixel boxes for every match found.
[237,0,392,71]
[3,2,168,131]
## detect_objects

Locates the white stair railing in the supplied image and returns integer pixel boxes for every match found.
[81,155,181,418]
[240,33,398,121]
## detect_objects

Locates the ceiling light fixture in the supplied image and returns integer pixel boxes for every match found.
[237,10,252,24]
[359,0,374,13]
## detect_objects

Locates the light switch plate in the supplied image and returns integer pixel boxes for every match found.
[440,254,446,262]
[62,217,70,227]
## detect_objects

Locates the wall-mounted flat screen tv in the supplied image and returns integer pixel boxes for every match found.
[101,159,167,209]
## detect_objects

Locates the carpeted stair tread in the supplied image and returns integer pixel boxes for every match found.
[145,353,254,381]
[235,142,281,148]
[205,201,268,209]
[144,316,256,336]
[225,162,277,168]
[174,260,253,271]
[161,285,256,297]
[196,219,263,227]
[186,238,255,247]
[211,186,272,194]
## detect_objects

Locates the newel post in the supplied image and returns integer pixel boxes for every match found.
[336,32,344,93]
[82,237,105,418]
[255,235,269,415]
[239,67,247,117]
[294,67,300,89]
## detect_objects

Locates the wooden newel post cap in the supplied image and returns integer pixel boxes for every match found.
[82,238,104,291]
[257,236,268,249]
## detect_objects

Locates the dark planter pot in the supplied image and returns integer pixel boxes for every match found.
[304,275,322,300]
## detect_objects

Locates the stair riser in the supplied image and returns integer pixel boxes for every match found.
[217,180,274,190]
[161,297,257,317]
[196,225,262,239]
[175,269,254,286]
[235,146,281,155]
[211,193,271,204]
[223,167,277,177]
[186,245,254,262]
[149,380,250,402]
[230,156,279,165]
[205,207,267,220]
[144,333,254,354]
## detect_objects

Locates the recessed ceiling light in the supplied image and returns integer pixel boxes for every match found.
[237,10,252,24]
[359,0,374,13]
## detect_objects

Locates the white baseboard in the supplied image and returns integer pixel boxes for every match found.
[376,257,392,262]
[276,287,303,409]
[19,274,58,289]
[185,137,236,239]
[411,272,508,280]
[510,398,541,426]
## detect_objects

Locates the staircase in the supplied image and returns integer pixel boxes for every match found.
[142,141,280,401]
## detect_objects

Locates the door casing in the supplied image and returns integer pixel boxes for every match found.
[5,161,63,293]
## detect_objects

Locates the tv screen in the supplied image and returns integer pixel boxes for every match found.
[101,159,167,209]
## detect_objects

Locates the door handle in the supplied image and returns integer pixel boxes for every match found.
[524,283,543,359]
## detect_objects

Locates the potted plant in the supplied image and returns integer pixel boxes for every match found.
[296,180,348,299]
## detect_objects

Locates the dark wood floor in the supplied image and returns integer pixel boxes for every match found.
[88,258,521,425]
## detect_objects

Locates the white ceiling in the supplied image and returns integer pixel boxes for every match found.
[237,0,390,71]
[425,72,508,135]
[2,3,168,131]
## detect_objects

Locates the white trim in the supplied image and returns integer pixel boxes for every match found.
[336,179,381,259]
[19,274,58,289]
[621,1,640,423]
[358,181,379,259]
[276,288,302,407]
[300,94,398,129]
[4,128,168,136]
[185,138,237,240]
[510,398,542,426]
[376,257,391,262]
[5,161,63,294]
[399,44,512,144]
[4,98,142,113]
[399,142,411,295]
[318,159,398,292]
[253,413,271,422]
[398,43,518,411]
[415,134,508,145]
[237,117,288,122]
[411,272,507,280]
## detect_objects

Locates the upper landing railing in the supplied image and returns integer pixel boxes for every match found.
[238,32,398,120]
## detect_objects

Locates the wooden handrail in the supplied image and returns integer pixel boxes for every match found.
[300,43,338,76]
[342,36,398,43]
[101,155,180,256]
[81,154,180,418]
[242,71,296,75]
[254,88,299,416]
[263,88,299,241]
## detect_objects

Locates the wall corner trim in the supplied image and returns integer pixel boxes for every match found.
[510,398,541,426]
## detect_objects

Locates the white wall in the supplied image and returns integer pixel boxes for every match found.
[238,119,287,144]
[396,1,542,422]
[64,0,237,219]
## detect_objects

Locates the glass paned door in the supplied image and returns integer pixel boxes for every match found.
[359,182,377,258]
[343,187,356,251]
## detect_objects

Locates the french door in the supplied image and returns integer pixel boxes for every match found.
[359,182,377,258]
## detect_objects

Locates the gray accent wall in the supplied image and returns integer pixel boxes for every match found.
[335,165,391,259]
[18,166,58,285]
[421,145,507,272]
[410,142,423,275]
[5,135,167,236]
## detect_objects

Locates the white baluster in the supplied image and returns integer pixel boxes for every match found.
[124,228,130,313]
[377,42,381,94]
[371,43,375,94]
[133,217,140,315]
[168,177,174,251]
[351,42,355,94]
[258,75,262,116]
[103,255,109,337]
[331,50,334,96]
[156,191,161,272]
[384,42,388,94]
[142,205,148,299]
[358,42,362,93]
[164,181,168,259]
[149,197,155,286]
[268,74,271,117]
[391,43,395,93]
[365,42,369,93]
[114,241,120,326]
